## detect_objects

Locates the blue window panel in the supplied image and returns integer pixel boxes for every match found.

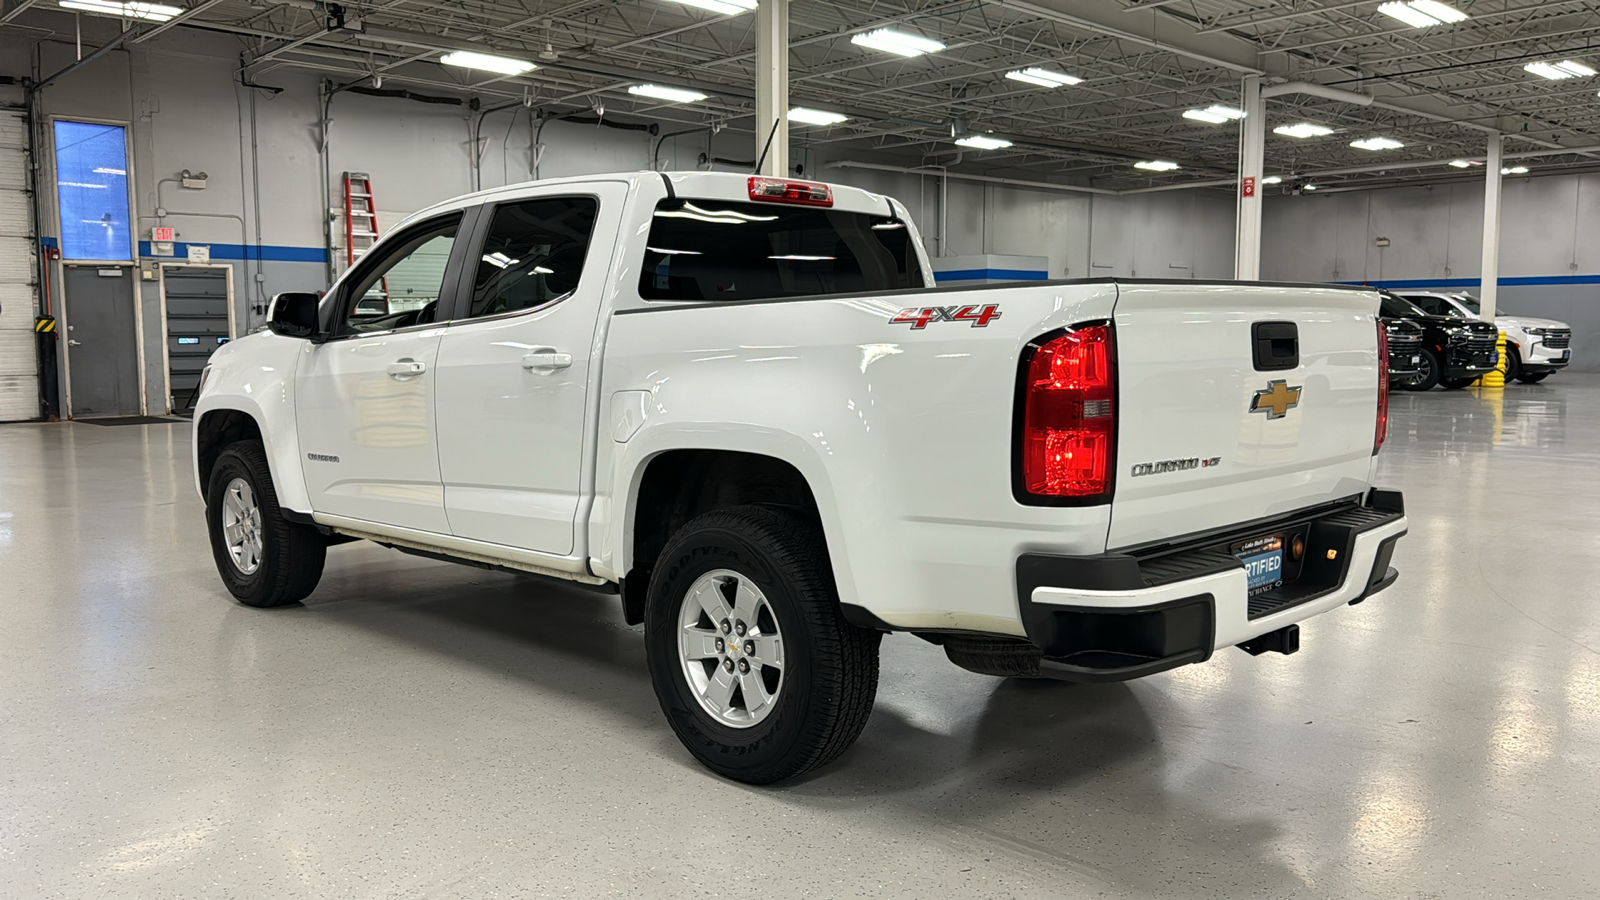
[54,121,132,261]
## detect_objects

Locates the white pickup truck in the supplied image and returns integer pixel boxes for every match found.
[194,171,1408,783]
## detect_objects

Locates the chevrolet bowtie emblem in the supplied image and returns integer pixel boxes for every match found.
[1250,380,1303,419]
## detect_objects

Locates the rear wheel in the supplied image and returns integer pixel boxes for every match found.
[1517,372,1550,384]
[1401,349,1441,391]
[206,441,326,607]
[644,505,880,784]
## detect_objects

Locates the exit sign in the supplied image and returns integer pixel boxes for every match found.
[151,227,174,242]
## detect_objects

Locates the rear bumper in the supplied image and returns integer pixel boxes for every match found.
[1016,490,1407,682]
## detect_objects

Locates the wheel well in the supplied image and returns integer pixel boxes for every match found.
[623,450,819,625]
[196,409,262,500]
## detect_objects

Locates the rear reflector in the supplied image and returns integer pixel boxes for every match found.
[748,176,834,207]
[1019,323,1116,501]
[1375,319,1389,454]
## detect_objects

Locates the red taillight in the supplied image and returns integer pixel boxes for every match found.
[1020,324,1115,500]
[1375,321,1389,453]
[748,176,834,207]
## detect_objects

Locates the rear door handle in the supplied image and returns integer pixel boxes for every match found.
[68,339,82,346]
[521,350,573,372]
[387,358,426,378]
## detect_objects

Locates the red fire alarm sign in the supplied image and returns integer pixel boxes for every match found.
[1241,176,1257,198]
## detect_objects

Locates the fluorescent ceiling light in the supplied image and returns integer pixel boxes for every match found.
[647,247,702,255]
[439,51,536,76]
[665,0,757,14]
[1350,136,1405,151]
[1134,160,1180,172]
[787,107,848,126]
[1378,1,1467,28]
[851,29,945,57]
[769,255,836,261]
[1262,176,1283,185]
[955,135,1012,150]
[1303,184,1319,191]
[1275,122,1334,139]
[1005,67,1083,88]
[628,84,708,103]
[1184,105,1246,124]
[1502,166,1529,175]
[1448,160,1473,168]
[1525,60,1596,80]
[58,0,180,21]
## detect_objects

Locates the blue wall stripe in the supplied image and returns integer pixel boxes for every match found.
[933,268,1049,282]
[1338,275,1600,289]
[138,241,328,263]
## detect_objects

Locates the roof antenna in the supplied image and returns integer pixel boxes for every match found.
[752,117,780,176]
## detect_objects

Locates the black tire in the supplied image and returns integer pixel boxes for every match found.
[206,440,326,607]
[1401,348,1442,391]
[943,636,1044,678]
[1440,376,1477,390]
[644,505,880,784]
[1502,345,1522,383]
[1517,372,1550,384]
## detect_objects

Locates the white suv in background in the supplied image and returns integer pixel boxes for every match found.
[1397,291,1572,384]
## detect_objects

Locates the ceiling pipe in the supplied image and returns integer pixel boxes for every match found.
[1260,81,1375,107]
[827,159,1238,196]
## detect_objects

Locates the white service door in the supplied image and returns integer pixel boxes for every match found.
[295,215,464,533]
[434,185,624,555]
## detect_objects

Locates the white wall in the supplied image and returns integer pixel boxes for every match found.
[1263,174,1600,371]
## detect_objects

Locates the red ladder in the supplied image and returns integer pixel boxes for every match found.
[342,172,380,268]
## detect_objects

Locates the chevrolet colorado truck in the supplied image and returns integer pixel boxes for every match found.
[194,171,1408,783]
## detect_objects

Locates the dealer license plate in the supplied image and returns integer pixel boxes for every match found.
[1235,534,1285,596]
[1562,350,1571,360]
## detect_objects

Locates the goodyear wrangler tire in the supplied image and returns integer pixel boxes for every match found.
[644,505,880,784]
[206,440,326,608]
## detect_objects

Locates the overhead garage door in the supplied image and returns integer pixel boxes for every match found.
[0,109,38,422]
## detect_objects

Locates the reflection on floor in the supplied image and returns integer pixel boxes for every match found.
[2,376,1598,898]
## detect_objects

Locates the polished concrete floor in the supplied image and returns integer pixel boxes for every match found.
[3,379,1599,899]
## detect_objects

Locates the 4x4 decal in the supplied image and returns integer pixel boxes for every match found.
[889,304,1002,330]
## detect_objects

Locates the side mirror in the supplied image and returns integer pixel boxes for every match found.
[266,291,321,339]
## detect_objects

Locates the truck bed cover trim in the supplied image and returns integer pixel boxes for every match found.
[614,277,1377,315]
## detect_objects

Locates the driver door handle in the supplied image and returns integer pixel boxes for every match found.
[521,350,573,372]
[387,358,426,378]
[68,339,82,346]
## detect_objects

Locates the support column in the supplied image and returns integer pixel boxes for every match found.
[755,0,789,177]
[1235,74,1265,281]
[1480,133,1503,320]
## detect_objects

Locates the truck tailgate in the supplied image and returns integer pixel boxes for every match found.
[1107,283,1380,548]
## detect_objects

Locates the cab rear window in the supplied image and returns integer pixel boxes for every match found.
[639,199,923,302]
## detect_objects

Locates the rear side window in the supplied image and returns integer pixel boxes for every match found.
[467,197,599,318]
[639,199,923,302]
[1407,295,1460,318]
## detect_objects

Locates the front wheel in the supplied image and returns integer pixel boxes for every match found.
[206,441,326,607]
[644,505,880,784]
[1440,376,1478,390]
[1400,348,1441,391]
[1502,345,1522,383]
[1517,372,1551,384]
